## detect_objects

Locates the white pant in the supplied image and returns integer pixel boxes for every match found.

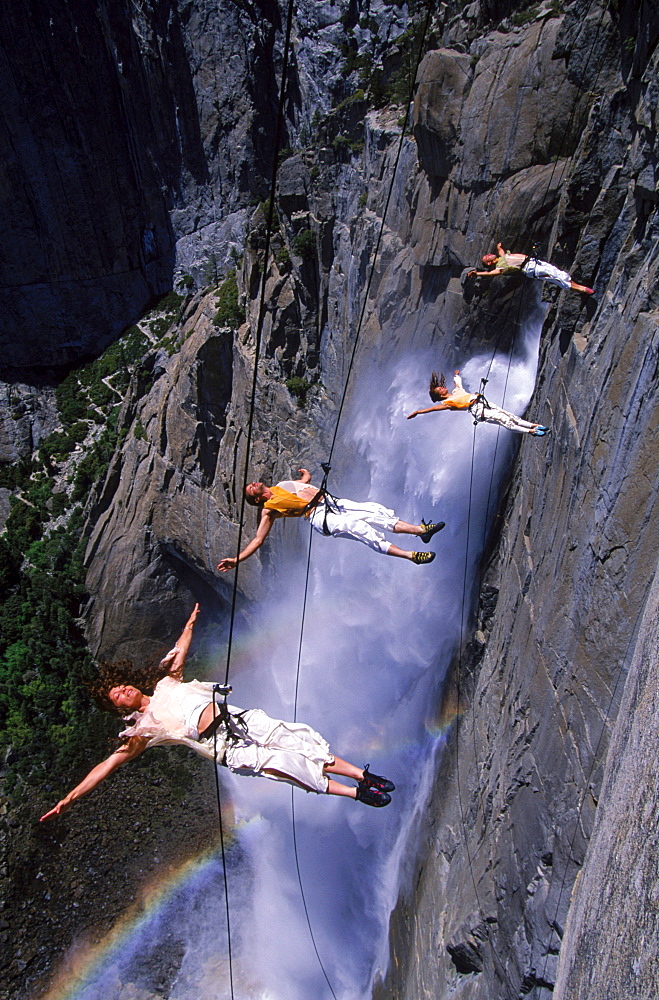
[522,258,572,289]
[308,497,399,554]
[223,708,333,794]
[470,399,538,434]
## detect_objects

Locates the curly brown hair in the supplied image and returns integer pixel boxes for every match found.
[89,656,170,716]
[429,371,447,401]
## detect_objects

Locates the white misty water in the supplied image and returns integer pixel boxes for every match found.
[68,295,544,1000]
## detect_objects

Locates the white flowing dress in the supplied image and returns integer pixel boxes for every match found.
[120,675,333,794]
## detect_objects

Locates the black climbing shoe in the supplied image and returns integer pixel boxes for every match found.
[412,551,436,565]
[356,783,392,807]
[420,519,445,544]
[362,764,395,793]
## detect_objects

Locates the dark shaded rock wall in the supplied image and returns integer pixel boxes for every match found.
[0,0,403,371]
[3,749,220,1000]
[0,0,280,368]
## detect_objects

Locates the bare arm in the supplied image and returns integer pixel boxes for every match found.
[468,267,503,277]
[407,403,449,419]
[496,242,507,255]
[296,468,312,484]
[453,370,465,391]
[39,737,148,821]
[167,604,200,680]
[217,509,277,572]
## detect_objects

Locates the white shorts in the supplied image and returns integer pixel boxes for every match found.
[224,708,333,794]
[522,258,572,289]
[308,497,398,554]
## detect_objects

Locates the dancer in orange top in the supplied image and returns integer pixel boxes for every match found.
[407,371,549,436]
[217,469,444,569]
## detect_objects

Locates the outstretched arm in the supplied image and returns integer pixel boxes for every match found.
[496,242,508,255]
[407,403,449,419]
[468,267,503,277]
[39,737,148,821]
[167,604,200,680]
[217,510,276,572]
[453,370,465,391]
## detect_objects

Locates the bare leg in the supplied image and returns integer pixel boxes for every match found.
[385,521,426,559]
[324,758,363,799]
[392,519,425,536]
[264,769,356,799]
[327,778,357,799]
[324,756,364,781]
[386,543,417,561]
[570,280,594,293]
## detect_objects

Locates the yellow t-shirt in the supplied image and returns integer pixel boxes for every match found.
[263,485,314,517]
[442,389,477,410]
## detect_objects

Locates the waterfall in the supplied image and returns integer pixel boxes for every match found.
[64,293,545,1000]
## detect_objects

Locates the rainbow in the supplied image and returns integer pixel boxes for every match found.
[39,803,256,1000]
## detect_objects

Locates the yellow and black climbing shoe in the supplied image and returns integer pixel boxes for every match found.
[420,519,445,544]
[412,551,436,565]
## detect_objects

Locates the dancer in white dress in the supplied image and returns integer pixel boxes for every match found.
[40,606,395,820]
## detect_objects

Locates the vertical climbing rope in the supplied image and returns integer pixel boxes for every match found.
[212,3,297,997]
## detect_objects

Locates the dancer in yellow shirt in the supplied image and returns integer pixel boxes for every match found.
[217,469,445,569]
[407,371,549,436]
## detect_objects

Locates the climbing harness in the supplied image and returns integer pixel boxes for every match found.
[465,378,491,426]
[299,462,340,535]
[201,688,249,748]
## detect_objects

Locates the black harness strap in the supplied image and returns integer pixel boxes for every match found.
[200,700,249,745]
[300,462,337,535]
[469,379,492,425]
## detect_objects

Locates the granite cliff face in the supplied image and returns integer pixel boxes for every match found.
[1,1,657,998]
[375,3,659,998]
[82,6,659,997]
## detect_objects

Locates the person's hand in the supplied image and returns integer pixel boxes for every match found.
[186,603,200,626]
[297,468,311,479]
[467,269,476,277]
[40,799,72,822]
[217,557,237,573]
[407,411,417,419]
[454,369,460,375]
